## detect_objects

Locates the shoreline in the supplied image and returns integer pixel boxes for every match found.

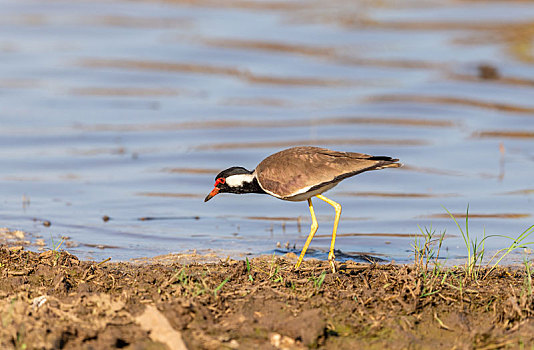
[1,245,533,349]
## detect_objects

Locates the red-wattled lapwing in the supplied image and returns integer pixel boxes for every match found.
[204,146,401,272]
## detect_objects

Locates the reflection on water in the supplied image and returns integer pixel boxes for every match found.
[82,58,351,87]
[370,94,534,114]
[335,191,458,198]
[195,138,427,150]
[473,131,534,139]
[136,192,203,198]
[424,213,531,219]
[1,0,534,264]
[75,116,457,132]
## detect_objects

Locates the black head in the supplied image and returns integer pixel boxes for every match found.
[204,167,252,202]
[215,166,251,179]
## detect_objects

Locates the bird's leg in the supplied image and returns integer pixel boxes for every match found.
[316,194,342,273]
[294,198,319,270]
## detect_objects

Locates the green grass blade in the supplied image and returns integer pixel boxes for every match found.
[213,277,230,296]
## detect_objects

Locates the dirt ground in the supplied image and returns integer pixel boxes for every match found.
[1,245,533,350]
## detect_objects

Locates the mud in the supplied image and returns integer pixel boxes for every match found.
[1,245,533,349]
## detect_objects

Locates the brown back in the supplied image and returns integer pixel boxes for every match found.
[255,146,400,198]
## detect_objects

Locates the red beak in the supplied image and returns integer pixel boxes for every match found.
[204,187,219,202]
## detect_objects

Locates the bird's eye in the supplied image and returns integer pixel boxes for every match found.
[215,178,225,186]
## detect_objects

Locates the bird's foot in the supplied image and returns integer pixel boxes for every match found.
[329,260,336,273]
[328,254,336,273]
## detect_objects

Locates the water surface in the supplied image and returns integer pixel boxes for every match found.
[1,0,534,264]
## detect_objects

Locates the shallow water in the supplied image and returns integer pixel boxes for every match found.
[1,0,533,264]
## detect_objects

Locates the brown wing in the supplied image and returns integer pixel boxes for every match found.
[255,146,400,198]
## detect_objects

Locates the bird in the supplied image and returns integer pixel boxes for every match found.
[204,146,401,272]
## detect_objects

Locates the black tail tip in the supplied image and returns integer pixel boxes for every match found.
[370,156,399,162]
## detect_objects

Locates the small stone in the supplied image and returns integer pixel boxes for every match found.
[13,230,25,239]
[32,295,48,310]
[270,333,282,347]
[284,252,298,260]
[478,64,499,80]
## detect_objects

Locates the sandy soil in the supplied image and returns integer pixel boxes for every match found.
[1,245,533,349]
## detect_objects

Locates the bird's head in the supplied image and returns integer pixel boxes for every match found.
[204,167,255,202]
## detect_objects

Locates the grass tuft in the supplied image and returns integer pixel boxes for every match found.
[245,257,254,282]
[424,206,534,281]
[412,225,446,297]
[309,271,327,291]
[412,225,445,275]
[521,258,533,298]
[484,224,534,279]
[445,205,487,280]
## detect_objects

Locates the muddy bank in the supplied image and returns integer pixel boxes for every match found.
[1,245,533,349]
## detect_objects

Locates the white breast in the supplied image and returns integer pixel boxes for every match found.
[282,182,339,201]
[257,178,339,202]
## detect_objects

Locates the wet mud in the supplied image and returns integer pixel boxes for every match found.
[1,246,533,349]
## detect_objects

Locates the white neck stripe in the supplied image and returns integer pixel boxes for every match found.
[226,173,255,187]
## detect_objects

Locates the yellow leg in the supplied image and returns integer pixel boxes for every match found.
[294,198,319,270]
[316,194,342,273]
